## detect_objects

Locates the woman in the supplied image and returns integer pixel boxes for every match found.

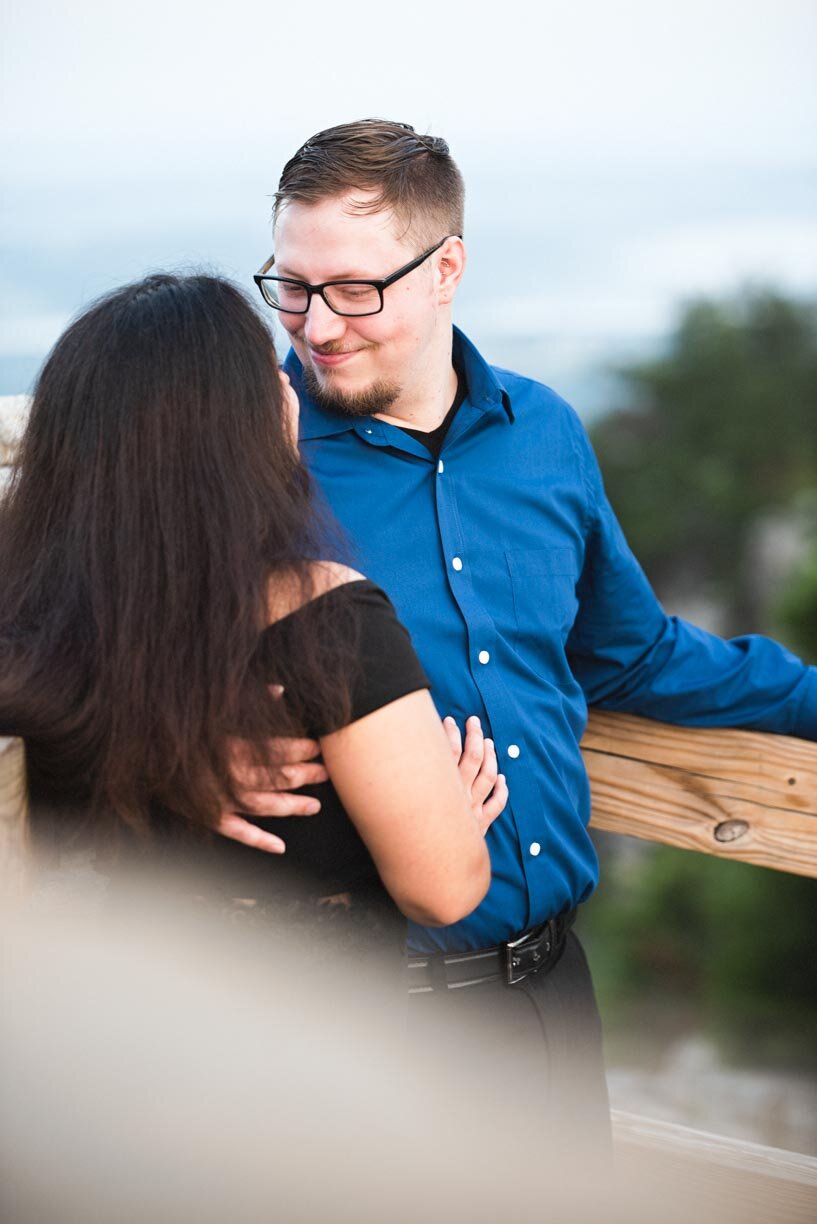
[0,273,506,932]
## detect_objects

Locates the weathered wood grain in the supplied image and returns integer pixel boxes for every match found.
[584,709,817,809]
[583,710,817,877]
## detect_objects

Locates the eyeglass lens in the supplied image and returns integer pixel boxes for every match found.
[264,280,382,316]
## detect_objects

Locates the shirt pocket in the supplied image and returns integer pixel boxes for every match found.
[505,546,579,647]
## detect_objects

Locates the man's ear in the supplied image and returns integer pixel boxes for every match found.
[437,237,466,305]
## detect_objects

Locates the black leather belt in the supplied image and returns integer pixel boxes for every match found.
[406,908,576,993]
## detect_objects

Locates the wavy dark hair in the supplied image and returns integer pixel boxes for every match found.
[0,273,353,848]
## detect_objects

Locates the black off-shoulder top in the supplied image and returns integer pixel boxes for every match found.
[27,580,430,914]
[200,579,431,902]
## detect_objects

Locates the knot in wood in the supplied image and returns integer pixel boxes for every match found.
[713,818,750,843]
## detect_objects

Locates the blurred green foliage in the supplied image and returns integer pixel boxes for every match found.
[582,837,817,1068]
[583,288,817,1068]
[590,289,817,635]
[775,551,817,661]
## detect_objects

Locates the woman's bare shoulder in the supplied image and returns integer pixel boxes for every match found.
[266,561,367,625]
[309,560,367,595]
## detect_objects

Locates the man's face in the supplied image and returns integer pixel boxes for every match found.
[272,193,444,417]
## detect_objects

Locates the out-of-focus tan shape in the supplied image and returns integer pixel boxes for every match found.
[0,394,30,467]
[0,736,28,895]
[613,1110,817,1224]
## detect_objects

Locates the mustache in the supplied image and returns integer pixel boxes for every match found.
[306,341,374,357]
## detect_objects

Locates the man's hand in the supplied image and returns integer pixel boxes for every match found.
[216,737,329,854]
[443,715,509,836]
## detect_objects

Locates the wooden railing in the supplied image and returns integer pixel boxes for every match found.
[584,709,817,877]
[612,1109,817,1224]
[3,713,817,882]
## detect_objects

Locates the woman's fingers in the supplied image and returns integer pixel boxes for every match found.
[479,773,509,834]
[471,737,498,805]
[442,715,462,759]
[445,714,507,837]
[458,716,484,787]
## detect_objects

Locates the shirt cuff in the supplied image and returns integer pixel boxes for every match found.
[790,667,817,741]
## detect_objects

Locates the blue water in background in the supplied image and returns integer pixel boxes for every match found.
[3,161,816,417]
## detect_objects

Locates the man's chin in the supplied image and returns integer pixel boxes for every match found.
[302,363,402,419]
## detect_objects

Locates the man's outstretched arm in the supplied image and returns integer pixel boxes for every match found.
[566,422,817,741]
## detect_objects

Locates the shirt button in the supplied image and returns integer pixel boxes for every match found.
[438,460,445,474]
[478,650,490,664]
[529,842,541,857]
[365,428,373,434]
[507,744,521,759]
[452,556,463,571]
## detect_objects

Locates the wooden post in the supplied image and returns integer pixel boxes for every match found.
[0,736,29,894]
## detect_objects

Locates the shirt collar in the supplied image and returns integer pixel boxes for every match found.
[290,325,514,442]
[454,326,514,422]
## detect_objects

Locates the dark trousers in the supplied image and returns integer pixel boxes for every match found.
[405,931,611,1164]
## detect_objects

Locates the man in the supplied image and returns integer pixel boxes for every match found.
[223,119,817,1138]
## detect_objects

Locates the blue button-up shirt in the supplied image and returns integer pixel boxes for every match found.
[286,327,817,954]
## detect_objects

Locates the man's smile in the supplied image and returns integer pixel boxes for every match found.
[310,349,362,367]
[307,344,372,368]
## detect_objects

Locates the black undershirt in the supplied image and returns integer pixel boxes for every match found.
[396,361,468,459]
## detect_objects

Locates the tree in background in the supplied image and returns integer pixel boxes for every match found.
[776,551,817,662]
[591,289,817,638]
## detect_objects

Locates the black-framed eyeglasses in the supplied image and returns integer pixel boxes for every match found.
[253,235,460,318]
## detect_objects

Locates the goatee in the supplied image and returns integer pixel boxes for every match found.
[302,362,402,419]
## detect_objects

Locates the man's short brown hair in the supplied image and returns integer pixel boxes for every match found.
[273,119,465,245]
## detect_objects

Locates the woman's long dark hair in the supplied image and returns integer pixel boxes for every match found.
[0,273,353,847]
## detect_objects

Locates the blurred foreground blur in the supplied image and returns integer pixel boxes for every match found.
[2,865,816,1224]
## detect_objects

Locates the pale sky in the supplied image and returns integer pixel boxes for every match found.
[4,0,816,171]
[2,0,816,404]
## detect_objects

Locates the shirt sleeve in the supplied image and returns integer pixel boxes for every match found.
[325,582,431,731]
[566,422,817,741]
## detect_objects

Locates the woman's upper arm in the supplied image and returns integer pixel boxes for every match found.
[319,689,490,926]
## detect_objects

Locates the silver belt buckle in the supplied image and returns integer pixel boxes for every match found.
[504,922,552,986]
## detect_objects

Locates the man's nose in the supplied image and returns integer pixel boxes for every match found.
[303,293,347,347]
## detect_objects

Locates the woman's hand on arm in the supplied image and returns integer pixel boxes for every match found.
[442,715,508,836]
[214,714,509,876]
[319,693,501,927]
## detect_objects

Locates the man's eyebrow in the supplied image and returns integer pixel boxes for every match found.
[275,263,379,281]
